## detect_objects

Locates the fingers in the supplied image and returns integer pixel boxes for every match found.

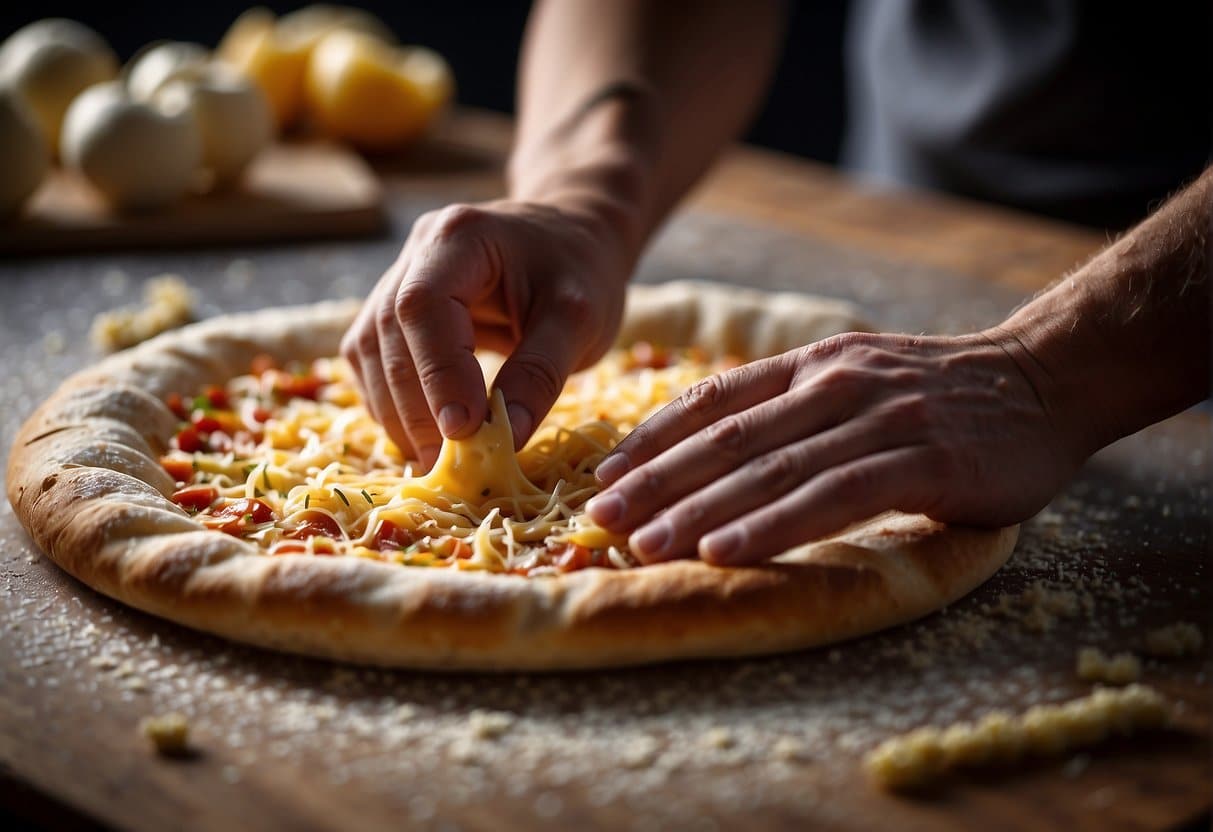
[491,293,587,448]
[395,232,496,441]
[586,380,860,533]
[342,280,415,456]
[699,446,941,566]
[620,408,913,564]
[595,355,799,485]
[349,325,414,456]
[375,298,443,467]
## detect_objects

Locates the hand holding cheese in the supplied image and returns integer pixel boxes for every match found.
[0,89,49,218]
[341,199,634,467]
[60,80,200,210]
[0,18,117,154]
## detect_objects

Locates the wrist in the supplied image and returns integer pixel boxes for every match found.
[508,84,661,264]
[980,271,1124,462]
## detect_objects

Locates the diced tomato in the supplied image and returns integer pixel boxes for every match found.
[450,539,472,560]
[251,406,272,424]
[203,385,230,409]
[271,541,308,555]
[628,342,670,370]
[206,498,276,536]
[273,374,325,401]
[553,544,593,572]
[250,354,276,376]
[192,414,223,434]
[165,392,190,420]
[171,485,218,512]
[160,456,195,483]
[372,519,415,550]
[174,425,204,453]
[231,431,261,457]
[285,510,343,541]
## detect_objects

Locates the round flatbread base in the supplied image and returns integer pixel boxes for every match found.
[7,282,1017,669]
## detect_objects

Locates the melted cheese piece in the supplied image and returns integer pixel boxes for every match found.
[421,390,545,503]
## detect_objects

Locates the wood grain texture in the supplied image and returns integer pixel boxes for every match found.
[0,108,1206,831]
[0,142,386,255]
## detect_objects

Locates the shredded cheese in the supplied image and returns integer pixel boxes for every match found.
[160,345,727,576]
[864,684,1170,790]
[91,275,195,352]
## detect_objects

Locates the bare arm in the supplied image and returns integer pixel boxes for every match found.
[510,0,784,251]
[589,168,1212,564]
[343,1,783,465]
[995,167,1212,458]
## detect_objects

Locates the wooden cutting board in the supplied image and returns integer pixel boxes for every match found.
[0,142,386,255]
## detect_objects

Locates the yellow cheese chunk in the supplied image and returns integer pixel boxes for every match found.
[421,390,544,504]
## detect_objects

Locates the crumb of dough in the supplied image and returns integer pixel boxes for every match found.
[394,703,418,722]
[90,275,195,352]
[123,675,149,693]
[772,737,808,763]
[1076,647,1142,685]
[703,727,736,750]
[1144,622,1203,658]
[864,684,1170,791]
[139,712,190,756]
[621,736,661,769]
[987,581,1081,634]
[468,709,514,740]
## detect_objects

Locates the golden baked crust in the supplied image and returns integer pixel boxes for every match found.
[6,281,1017,669]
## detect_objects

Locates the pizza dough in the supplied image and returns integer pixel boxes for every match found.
[6,281,1019,669]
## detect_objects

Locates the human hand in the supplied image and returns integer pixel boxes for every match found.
[586,330,1085,566]
[341,199,633,467]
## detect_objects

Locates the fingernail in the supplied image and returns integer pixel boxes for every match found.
[506,403,532,447]
[630,522,671,560]
[701,528,742,563]
[586,492,626,527]
[438,403,469,437]
[595,454,629,484]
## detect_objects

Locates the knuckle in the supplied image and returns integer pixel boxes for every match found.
[702,414,749,460]
[353,326,379,356]
[395,280,437,324]
[670,499,708,533]
[416,358,459,390]
[635,467,666,499]
[813,364,868,393]
[433,203,486,239]
[813,330,875,359]
[508,350,564,403]
[823,464,873,502]
[887,393,931,432]
[748,449,803,491]
[682,374,728,416]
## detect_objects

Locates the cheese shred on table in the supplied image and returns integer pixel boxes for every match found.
[864,684,1171,790]
[159,345,730,577]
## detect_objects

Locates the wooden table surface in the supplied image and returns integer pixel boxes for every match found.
[0,109,1207,832]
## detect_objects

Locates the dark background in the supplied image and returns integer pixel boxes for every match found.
[0,1,851,164]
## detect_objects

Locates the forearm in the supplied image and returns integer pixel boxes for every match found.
[990,167,1212,459]
[508,0,783,261]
